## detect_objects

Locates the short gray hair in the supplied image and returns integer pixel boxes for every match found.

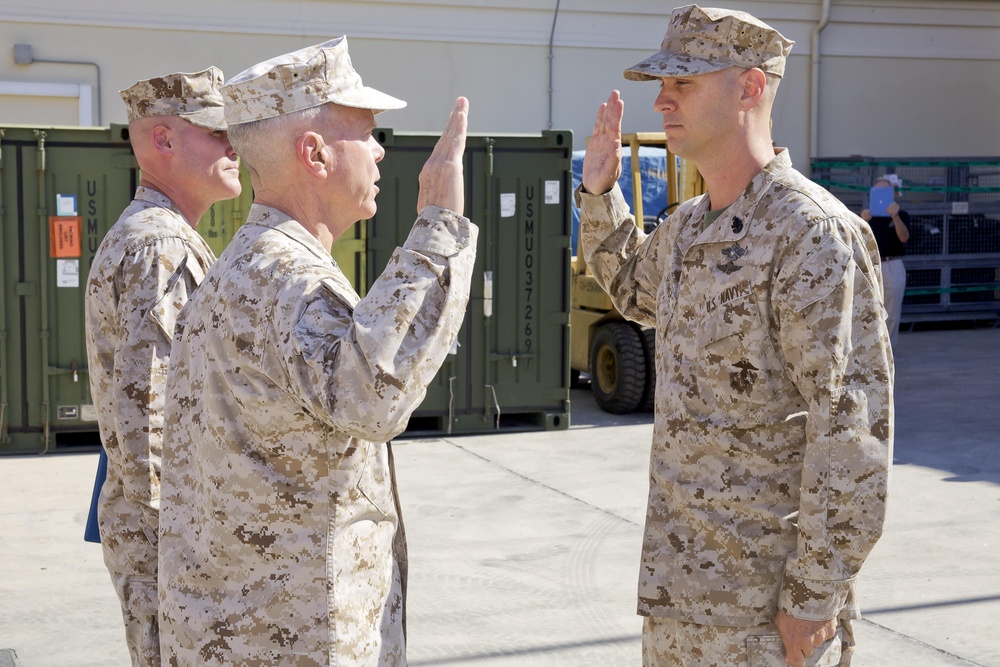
[228,105,326,174]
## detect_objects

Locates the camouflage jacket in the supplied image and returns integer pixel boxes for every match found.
[84,186,215,573]
[579,149,893,626]
[159,204,477,665]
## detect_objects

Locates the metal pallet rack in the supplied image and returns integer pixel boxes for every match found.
[811,157,1000,324]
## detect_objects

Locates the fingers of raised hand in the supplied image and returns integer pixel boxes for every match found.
[417,98,468,214]
[431,97,469,163]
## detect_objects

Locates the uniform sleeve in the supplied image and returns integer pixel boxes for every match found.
[576,183,662,327]
[281,206,478,443]
[773,218,893,620]
[112,237,206,514]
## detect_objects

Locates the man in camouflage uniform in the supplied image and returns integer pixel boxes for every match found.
[84,67,241,666]
[158,37,476,665]
[578,6,892,666]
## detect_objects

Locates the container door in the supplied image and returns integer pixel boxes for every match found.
[463,132,572,432]
[0,126,135,453]
[366,130,571,435]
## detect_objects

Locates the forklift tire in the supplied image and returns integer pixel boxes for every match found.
[639,327,657,413]
[590,322,646,414]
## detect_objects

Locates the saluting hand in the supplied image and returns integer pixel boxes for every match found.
[582,90,624,196]
[418,97,469,216]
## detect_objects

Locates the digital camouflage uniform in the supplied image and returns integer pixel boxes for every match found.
[579,149,892,665]
[85,185,217,666]
[158,202,476,666]
[84,66,227,667]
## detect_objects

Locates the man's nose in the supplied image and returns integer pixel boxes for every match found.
[654,90,675,113]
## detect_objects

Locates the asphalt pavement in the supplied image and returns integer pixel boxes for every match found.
[1,325,998,666]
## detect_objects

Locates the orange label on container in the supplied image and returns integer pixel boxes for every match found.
[49,216,82,258]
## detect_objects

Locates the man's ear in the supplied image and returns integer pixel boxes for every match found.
[739,68,767,109]
[150,124,174,153]
[296,132,329,179]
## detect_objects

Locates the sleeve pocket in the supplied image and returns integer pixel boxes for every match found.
[146,253,196,340]
[781,235,852,315]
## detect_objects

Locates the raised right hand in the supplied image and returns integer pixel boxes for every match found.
[581,90,624,196]
[417,97,469,215]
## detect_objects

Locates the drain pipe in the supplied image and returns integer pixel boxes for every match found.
[809,0,831,175]
[14,44,102,126]
[0,129,8,445]
[547,0,561,129]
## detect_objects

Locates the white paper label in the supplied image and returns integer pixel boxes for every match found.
[544,180,560,204]
[952,201,969,215]
[500,193,516,218]
[56,259,79,287]
[80,404,99,421]
[56,194,77,216]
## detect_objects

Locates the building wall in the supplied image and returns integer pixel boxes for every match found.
[2,0,999,171]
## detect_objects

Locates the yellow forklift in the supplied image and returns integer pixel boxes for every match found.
[571,132,704,413]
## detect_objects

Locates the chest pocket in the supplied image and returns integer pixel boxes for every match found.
[697,294,784,419]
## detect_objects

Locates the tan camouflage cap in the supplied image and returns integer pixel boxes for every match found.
[222,36,406,126]
[624,5,794,81]
[120,67,227,131]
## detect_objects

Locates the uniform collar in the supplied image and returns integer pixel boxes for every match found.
[244,204,335,265]
[688,149,793,247]
[134,185,185,219]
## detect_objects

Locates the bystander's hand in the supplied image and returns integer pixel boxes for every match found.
[886,201,900,217]
[860,208,872,222]
[417,97,469,216]
[582,90,625,196]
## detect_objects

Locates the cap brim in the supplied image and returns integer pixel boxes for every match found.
[623,53,733,81]
[181,106,227,131]
[334,86,407,114]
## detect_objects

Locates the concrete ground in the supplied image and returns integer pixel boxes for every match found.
[1,326,998,666]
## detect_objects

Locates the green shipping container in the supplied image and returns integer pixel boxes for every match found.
[367,129,572,433]
[0,125,252,454]
[0,125,569,454]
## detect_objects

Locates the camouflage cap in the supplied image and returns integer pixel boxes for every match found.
[222,36,406,126]
[120,67,227,131]
[624,5,794,81]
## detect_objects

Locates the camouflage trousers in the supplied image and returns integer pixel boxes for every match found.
[642,616,854,667]
[99,479,160,667]
[108,570,160,667]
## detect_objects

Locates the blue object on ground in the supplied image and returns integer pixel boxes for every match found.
[84,448,107,543]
